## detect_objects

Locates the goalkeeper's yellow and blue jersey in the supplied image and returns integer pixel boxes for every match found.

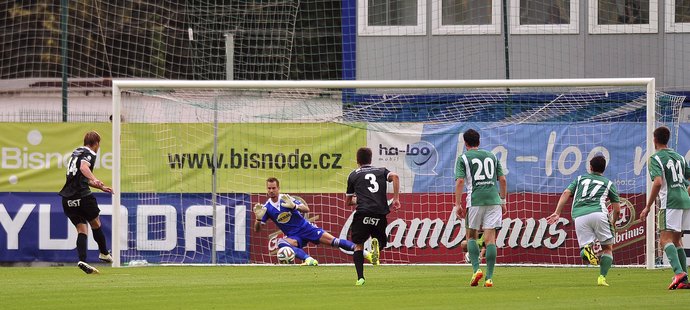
[455,149,504,207]
[260,194,317,236]
[566,173,619,219]
[649,148,690,210]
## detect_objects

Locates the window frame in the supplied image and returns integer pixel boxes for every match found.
[665,0,690,33]
[588,0,658,34]
[358,0,428,36]
[509,0,579,35]
[431,0,502,35]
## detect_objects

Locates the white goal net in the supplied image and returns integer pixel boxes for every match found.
[111,79,682,268]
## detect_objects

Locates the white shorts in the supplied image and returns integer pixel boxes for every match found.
[659,208,690,232]
[466,205,502,230]
[573,212,615,248]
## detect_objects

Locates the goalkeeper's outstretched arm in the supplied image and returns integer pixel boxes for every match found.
[281,194,310,213]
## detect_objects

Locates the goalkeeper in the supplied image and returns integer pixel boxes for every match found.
[254,177,374,266]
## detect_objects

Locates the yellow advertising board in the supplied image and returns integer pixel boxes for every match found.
[1,123,366,193]
[0,123,113,192]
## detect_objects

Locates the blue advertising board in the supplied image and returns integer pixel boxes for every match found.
[0,192,250,263]
[407,123,690,194]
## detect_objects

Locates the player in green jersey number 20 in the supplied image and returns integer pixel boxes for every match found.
[455,129,507,288]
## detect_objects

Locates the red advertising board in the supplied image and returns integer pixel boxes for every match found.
[249,193,647,265]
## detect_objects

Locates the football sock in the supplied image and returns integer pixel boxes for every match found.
[278,240,309,261]
[91,227,108,254]
[485,244,497,280]
[291,246,309,261]
[332,238,356,251]
[468,239,480,272]
[354,250,365,280]
[677,247,688,274]
[77,233,88,262]
[600,254,613,277]
[664,243,684,274]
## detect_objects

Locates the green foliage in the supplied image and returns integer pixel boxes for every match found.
[0,1,343,80]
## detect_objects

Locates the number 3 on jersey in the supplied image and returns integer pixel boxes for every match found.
[365,173,379,193]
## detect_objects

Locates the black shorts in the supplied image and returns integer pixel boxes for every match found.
[350,211,387,249]
[61,194,100,226]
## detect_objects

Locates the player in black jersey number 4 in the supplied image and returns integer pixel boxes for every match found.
[58,131,114,274]
[346,147,400,286]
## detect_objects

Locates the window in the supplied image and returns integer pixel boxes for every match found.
[589,0,658,34]
[510,0,579,34]
[666,0,690,32]
[359,0,427,36]
[432,0,501,35]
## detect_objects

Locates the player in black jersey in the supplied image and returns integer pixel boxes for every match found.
[346,147,400,286]
[58,131,113,274]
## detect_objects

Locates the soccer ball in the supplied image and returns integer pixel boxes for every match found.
[277,247,295,264]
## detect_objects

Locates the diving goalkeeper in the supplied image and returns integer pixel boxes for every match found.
[254,177,373,265]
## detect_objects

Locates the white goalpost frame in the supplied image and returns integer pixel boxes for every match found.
[111,78,657,269]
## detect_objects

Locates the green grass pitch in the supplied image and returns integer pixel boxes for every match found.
[1,265,689,309]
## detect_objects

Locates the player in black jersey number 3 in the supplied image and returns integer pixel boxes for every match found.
[346,147,400,286]
[58,131,114,274]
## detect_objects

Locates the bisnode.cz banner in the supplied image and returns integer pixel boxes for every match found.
[0,123,366,193]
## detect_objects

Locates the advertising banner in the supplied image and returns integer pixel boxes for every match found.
[371,123,690,194]
[0,123,113,192]
[0,123,365,193]
[4,122,690,194]
[248,193,647,265]
[0,192,250,263]
[2,192,648,264]
[1,121,687,263]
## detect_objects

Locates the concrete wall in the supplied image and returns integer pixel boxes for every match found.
[357,1,690,90]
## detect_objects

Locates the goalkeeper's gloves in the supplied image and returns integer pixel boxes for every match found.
[280,194,296,209]
[291,195,308,209]
[253,203,266,219]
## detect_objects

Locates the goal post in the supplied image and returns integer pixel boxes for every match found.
[111,78,673,269]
